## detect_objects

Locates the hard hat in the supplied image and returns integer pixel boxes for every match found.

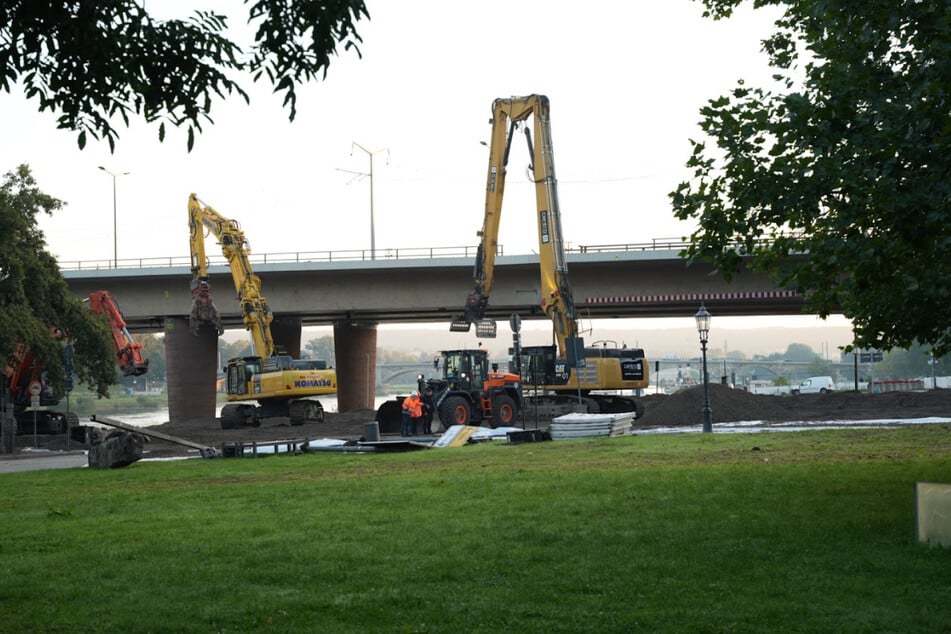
[411,391,418,397]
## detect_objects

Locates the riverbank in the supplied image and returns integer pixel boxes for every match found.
[7,385,951,460]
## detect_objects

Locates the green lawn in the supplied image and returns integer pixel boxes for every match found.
[1,426,950,632]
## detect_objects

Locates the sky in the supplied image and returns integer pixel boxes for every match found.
[0,0,854,356]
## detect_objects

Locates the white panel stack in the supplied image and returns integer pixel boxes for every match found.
[549,412,635,439]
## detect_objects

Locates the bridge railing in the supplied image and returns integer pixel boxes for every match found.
[56,239,691,272]
[578,238,691,253]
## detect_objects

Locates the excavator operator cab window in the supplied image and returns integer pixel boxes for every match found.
[243,358,262,377]
[264,355,293,372]
[519,346,558,385]
[226,356,262,395]
[227,363,248,396]
[291,359,328,370]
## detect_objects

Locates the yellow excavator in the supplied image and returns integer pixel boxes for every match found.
[451,95,649,416]
[188,193,337,428]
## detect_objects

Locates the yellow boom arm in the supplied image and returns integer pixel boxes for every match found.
[452,94,579,355]
[188,193,274,358]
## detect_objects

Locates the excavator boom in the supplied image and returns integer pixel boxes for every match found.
[452,94,578,351]
[451,96,649,408]
[86,290,149,377]
[188,193,271,355]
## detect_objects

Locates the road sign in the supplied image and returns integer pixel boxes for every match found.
[28,381,42,396]
[30,395,40,409]
[565,337,586,368]
[859,351,883,363]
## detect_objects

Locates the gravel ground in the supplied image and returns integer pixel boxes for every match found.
[7,385,951,460]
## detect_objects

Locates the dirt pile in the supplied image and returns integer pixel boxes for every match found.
[636,384,951,427]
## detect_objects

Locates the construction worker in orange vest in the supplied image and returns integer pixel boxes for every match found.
[401,391,423,436]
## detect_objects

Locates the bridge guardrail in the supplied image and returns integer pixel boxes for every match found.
[57,245,485,271]
[57,238,692,272]
[578,238,691,253]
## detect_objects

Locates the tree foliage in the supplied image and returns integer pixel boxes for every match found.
[137,333,166,383]
[0,165,115,396]
[877,342,947,381]
[219,338,252,364]
[783,342,816,363]
[0,1,369,151]
[671,1,951,354]
[304,335,335,364]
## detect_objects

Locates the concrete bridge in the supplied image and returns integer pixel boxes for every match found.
[377,362,436,389]
[61,242,809,421]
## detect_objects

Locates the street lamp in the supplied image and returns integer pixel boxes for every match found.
[695,303,713,433]
[346,142,389,260]
[98,166,130,268]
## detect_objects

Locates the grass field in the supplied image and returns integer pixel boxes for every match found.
[1,426,950,632]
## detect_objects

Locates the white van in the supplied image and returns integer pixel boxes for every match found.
[792,376,835,395]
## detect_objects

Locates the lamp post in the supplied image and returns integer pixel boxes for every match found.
[695,303,713,433]
[930,351,937,389]
[346,142,389,260]
[98,166,129,268]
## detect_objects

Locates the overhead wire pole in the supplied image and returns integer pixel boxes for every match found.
[338,142,389,260]
[98,166,130,268]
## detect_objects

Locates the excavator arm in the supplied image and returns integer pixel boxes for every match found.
[86,290,149,377]
[452,94,579,354]
[188,193,274,358]
[188,194,225,336]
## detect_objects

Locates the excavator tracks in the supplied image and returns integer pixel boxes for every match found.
[288,400,324,426]
[220,403,257,429]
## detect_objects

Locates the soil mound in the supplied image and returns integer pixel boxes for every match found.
[636,384,951,427]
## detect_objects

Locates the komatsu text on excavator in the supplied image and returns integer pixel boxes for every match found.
[188,193,337,429]
[451,94,649,417]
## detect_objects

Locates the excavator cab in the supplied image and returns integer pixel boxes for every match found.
[224,356,261,397]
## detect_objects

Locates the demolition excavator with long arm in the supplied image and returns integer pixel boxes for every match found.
[451,95,649,416]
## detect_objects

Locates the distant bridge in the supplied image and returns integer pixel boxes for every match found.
[376,362,435,388]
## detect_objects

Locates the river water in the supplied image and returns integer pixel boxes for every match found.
[112,395,397,428]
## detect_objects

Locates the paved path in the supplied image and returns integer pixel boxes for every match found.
[0,452,88,473]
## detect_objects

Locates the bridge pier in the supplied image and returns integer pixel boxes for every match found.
[165,317,218,422]
[333,321,377,412]
[271,316,302,358]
